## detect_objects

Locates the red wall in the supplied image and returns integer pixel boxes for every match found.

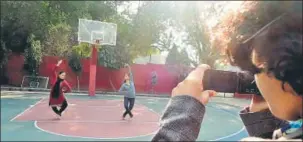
[5,53,179,94]
[5,53,254,98]
[6,53,25,86]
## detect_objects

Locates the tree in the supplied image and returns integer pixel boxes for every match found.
[165,45,192,83]
[153,30,175,52]
[98,45,132,69]
[23,34,43,76]
[179,48,192,67]
[42,23,72,57]
[128,1,174,57]
[0,1,180,81]
[68,51,82,91]
[0,39,9,84]
[0,40,8,68]
[165,45,179,65]
[167,2,226,67]
[0,1,45,82]
[72,43,92,58]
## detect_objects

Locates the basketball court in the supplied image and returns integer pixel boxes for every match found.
[2,17,249,141]
[1,91,249,141]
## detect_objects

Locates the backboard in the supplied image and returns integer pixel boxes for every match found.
[78,19,117,46]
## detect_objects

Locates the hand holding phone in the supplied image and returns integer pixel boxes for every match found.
[172,64,215,105]
[202,69,261,95]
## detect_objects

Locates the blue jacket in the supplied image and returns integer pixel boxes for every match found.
[119,67,136,98]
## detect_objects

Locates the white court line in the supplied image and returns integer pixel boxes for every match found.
[68,104,122,108]
[7,91,163,139]
[32,101,162,140]
[65,104,147,110]
[19,120,159,123]
[34,121,160,140]
[10,98,45,121]
[2,91,170,100]
[9,90,245,141]
[206,105,245,141]
[209,127,246,141]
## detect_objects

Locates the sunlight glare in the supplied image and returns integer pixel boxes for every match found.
[205,1,243,29]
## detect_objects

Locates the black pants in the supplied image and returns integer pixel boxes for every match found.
[52,100,68,115]
[123,97,135,118]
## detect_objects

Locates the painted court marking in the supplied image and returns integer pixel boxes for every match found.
[67,104,122,108]
[210,127,246,141]
[10,98,45,122]
[34,121,160,140]
[206,104,246,141]
[9,94,245,141]
[11,98,161,140]
[16,120,160,124]
[2,91,170,100]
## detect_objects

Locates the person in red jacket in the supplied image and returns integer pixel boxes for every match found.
[49,60,72,117]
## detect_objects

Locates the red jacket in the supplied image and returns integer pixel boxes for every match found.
[49,65,72,106]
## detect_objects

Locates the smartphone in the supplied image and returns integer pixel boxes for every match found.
[202,69,261,95]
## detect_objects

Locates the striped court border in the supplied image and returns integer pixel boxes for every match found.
[1,86,170,98]
[1,87,235,99]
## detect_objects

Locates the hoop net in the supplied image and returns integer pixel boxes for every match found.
[78,19,117,46]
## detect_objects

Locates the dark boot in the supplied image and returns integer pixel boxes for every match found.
[129,111,133,118]
[52,107,61,116]
[122,110,128,119]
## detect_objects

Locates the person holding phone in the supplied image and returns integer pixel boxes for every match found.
[152,1,302,141]
[118,64,136,120]
[49,60,72,117]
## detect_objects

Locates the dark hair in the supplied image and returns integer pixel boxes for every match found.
[123,73,131,84]
[52,71,65,98]
[58,71,65,75]
[214,1,303,95]
[252,14,302,94]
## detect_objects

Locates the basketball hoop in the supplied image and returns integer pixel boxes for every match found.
[77,19,117,97]
[78,19,117,46]
[95,39,100,45]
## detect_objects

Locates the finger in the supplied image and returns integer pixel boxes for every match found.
[201,90,216,98]
[207,90,217,97]
[200,91,211,105]
[186,64,210,84]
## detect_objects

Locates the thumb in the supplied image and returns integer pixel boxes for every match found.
[200,90,217,105]
[207,90,217,97]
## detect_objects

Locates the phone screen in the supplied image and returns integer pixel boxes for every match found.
[203,69,260,95]
[203,69,239,93]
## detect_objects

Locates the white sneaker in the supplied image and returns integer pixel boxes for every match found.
[60,111,66,116]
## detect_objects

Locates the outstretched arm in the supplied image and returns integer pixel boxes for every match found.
[52,66,58,82]
[126,64,133,82]
[51,60,63,85]
[152,96,206,141]
[152,64,214,141]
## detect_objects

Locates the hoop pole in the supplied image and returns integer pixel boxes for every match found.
[88,40,100,96]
